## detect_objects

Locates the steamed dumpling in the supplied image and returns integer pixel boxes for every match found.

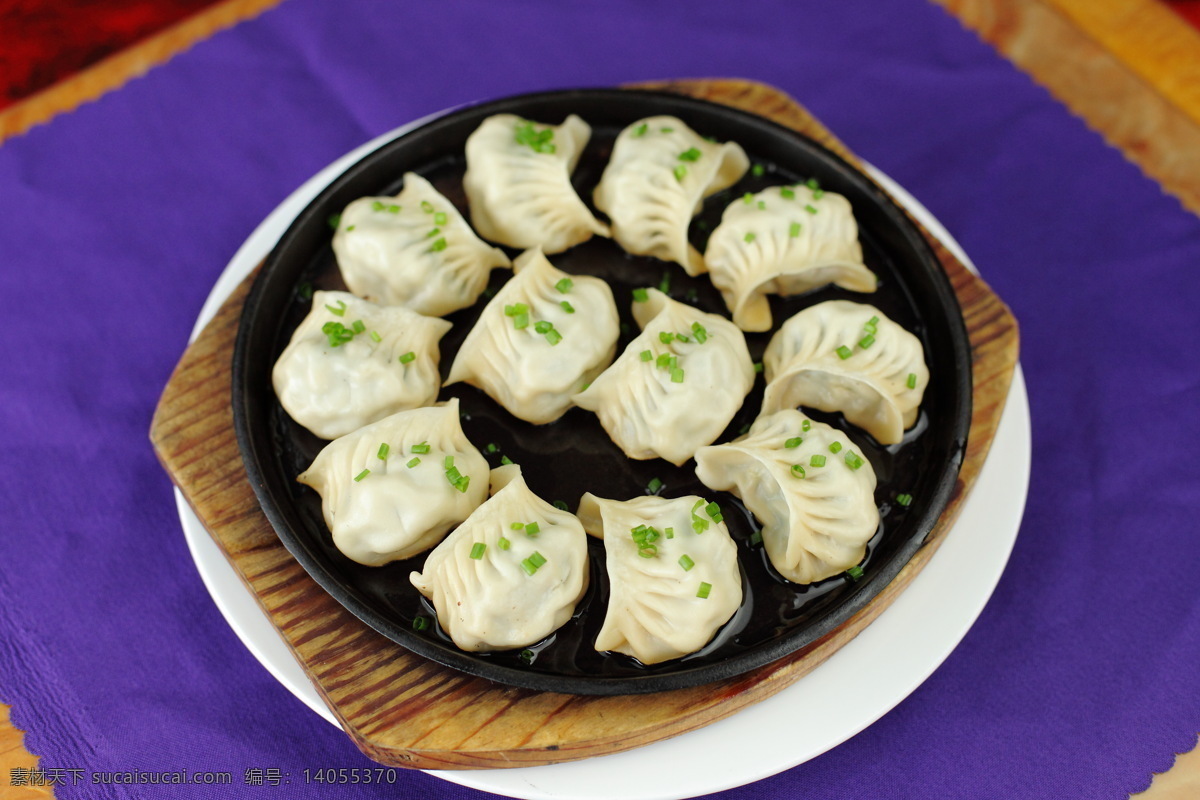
[593,116,749,276]
[297,399,488,566]
[410,465,589,652]
[694,410,878,584]
[271,291,452,440]
[577,493,741,664]
[446,248,620,424]
[704,184,877,331]
[332,172,511,316]
[573,289,754,465]
[464,114,610,254]
[761,300,929,445]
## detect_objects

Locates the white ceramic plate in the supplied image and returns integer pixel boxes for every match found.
[177,111,1031,800]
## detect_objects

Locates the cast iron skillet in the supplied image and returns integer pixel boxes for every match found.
[232,88,972,695]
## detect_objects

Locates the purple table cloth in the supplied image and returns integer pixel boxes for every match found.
[2,0,1198,797]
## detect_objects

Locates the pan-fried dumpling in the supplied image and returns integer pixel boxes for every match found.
[577,493,741,664]
[694,410,878,584]
[761,300,928,445]
[572,289,754,465]
[297,399,488,566]
[332,172,510,316]
[272,290,452,439]
[704,184,877,332]
[463,114,609,254]
[593,116,749,276]
[446,248,620,424]
[410,465,589,652]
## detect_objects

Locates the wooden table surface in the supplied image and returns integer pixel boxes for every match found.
[3,0,1197,795]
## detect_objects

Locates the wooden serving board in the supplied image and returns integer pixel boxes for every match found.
[150,78,1019,770]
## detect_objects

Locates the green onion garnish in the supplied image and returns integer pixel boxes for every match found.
[429,237,447,253]
[647,477,663,495]
[656,353,672,370]
[545,327,562,345]
[433,211,447,225]
[743,192,755,204]
[659,271,671,293]
[744,232,756,243]
[754,361,763,373]
[805,204,818,215]
[377,443,390,461]
[498,537,511,550]
[801,419,811,431]
[444,455,455,468]
[520,556,541,575]
[780,187,795,200]
[791,464,806,479]
[470,542,487,560]
[351,319,366,334]
[896,493,913,507]
[420,200,434,213]
[691,499,710,533]
[846,565,864,581]
[789,222,802,238]
[660,126,674,133]
[632,122,649,137]
[678,147,702,162]
[511,522,525,530]
[519,649,534,663]
[640,349,653,362]
[354,468,370,482]
[829,442,843,454]
[411,442,430,454]
[670,367,685,383]
[858,334,875,349]
[810,454,826,467]
[676,334,690,343]
[500,455,513,465]
[325,300,347,317]
[512,312,529,330]
[659,331,675,344]
[836,345,853,360]
[553,500,569,511]
[785,437,803,448]
[751,163,764,177]
[327,213,341,229]
[321,322,354,347]
[485,443,499,454]
[691,322,708,343]
[749,529,763,546]
[705,501,723,523]
[907,373,918,389]
[679,554,695,571]
[867,315,880,327]
[514,121,556,153]
[388,204,401,214]
[530,551,547,567]
[757,200,766,210]
[406,457,420,468]
[664,527,675,539]
[369,330,382,342]
[298,282,314,300]
[399,351,416,364]
[524,521,540,537]
[555,277,574,293]
[845,452,864,470]
[697,582,712,599]
[636,545,657,559]
[535,320,553,334]
[425,227,441,238]
[806,178,820,190]
[673,165,688,182]
[504,302,527,316]
[372,200,385,212]
[345,225,355,232]
[632,288,649,302]
[813,189,825,200]
[412,615,430,631]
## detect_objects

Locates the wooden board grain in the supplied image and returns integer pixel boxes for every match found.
[150,78,1019,770]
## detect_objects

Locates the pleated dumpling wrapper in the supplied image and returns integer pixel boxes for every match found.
[577,493,741,665]
[573,289,754,466]
[463,114,610,254]
[410,465,590,652]
[695,410,878,584]
[272,290,451,440]
[761,300,929,445]
[447,248,620,425]
[331,172,511,316]
[704,183,877,332]
[593,116,749,276]
[297,399,488,566]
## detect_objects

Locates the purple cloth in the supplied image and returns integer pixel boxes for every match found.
[1,0,1198,797]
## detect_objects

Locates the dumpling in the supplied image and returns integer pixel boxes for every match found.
[761,300,929,445]
[446,248,619,424]
[577,493,741,664]
[410,465,589,652]
[694,410,878,584]
[572,289,754,465]
[272,290,452,439]
[297,399,488,566]
[704,184,877,332]
[463,114,609,254]
[593,116,749,276]
[331,172,511,316]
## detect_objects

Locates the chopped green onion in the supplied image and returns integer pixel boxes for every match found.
[801,419,811,431]
[804,204,818,215]
[354,468,370,482]
[896,493,913,507]
[691,499,711,533]
[659,331,675,344]
[372,200,385,212]
[676,334,690,343]
[412,615,430,631]
[670,367,685,383]
[345,225,355,232]
[659,271,671,293]
[664,527,675,539]
[406,457,420,468]
[411,442,430,454]
[780,187,795,200]
[632,122,649,137]
[425,227,441,238]
[660,126,674,133]
[845,452,865,470]
[697,582,712,599]
[791,463,806,479]
[647,477,663,495]
[369,330,382,343]
[907,373,918,389]
[429,237,447,252]
[297,282,314,300]
[555,277,574,293]
[399,351,416,364]
[743,192,755,204]
[535,320,553,334]
[789,221,802,237]
[810,454,826,467]
[705,502,723,523]
[858,334,875,349]
[867,315,880,327]
[530,551,547,567]
[520,556,541,575]
[806,178,820,190]
[743,232,756,243]
[754,361,763,373]
[511,522,525,530]
[785,437,803,448]
[327,213,341,229]
[500,455,513,466]
[544,328,562,346]
[420,200,434,213]
[485,442,499,454]
[679,554,695,571]
[751,163,765,176]
[321,322,354,347]
[656,353,672,369]
[757,200,766,210]
[636,545,657,559]
[325,300,347,317]
[524,521,540,537]
[813,189,825,200]
[514,121,556,153]
[504,303,528,316]
[553,500,569,511]
[640,349,653,362]
[829,442,843,454]
[377,443,390,461]
[749,529,763,546]
[388,204,401,214]
[512,312,529,330]
[433,211,447,225]
[836,345,853,360]
[444,455,455,468]
[678,147,702,162]
[351,319,366,334]
[846,565,864,581]
[691,322,708,343]
[470,542,487,560]
[673,165,688,182]
[498,537,511,550]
